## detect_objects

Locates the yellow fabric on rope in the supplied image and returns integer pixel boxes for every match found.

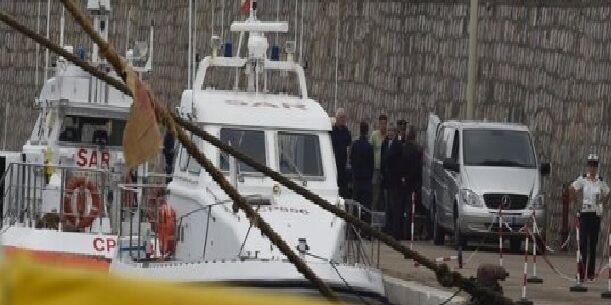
[122,64,162,169]
[0,256,333,305]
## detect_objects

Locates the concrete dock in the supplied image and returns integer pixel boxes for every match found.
[378,241,610,305]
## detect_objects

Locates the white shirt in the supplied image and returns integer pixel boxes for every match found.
[572,174,610,215]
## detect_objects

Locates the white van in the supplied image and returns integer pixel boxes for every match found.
[422,114,550,252]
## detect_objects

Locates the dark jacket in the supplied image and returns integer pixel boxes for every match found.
[350,136,374,182]
[401,140,423,192]
[381,137,403,188]
[331,125,352,174]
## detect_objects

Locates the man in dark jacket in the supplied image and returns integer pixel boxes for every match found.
[350,121,374,224]
[381,124,403,237]
[163,132,176,183]
[397,119,407,143]
[401,125,423,239]
[331,108,352,198]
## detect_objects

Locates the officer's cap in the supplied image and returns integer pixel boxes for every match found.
[587,153,599,166]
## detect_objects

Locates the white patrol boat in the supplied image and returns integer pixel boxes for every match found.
[110,3,387,304]
[0,0,158,270]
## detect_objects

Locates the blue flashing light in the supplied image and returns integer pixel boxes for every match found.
[75,47,87,60]
[271,45,280,61]
[224,42,233,57]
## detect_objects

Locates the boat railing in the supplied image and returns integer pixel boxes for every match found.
[343,199,384,268]
[0,162,113,233]
[115,182,168,261]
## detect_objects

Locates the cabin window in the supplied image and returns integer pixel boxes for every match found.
[58,115,125,146]
[219,129,266,173]
[179,134,193,172]
[179,146,189,172]
[187,137,202,174]
[278,132,323,178]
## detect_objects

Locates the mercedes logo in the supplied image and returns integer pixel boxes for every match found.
[501,195,511,209]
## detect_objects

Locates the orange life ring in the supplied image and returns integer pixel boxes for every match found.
[63,176,102,229]
[157,199,176,257]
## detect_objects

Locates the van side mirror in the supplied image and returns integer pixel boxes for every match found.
[443,158,460,172]
[540,162,551,176]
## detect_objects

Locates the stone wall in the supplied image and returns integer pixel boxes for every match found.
[1,0,611,248]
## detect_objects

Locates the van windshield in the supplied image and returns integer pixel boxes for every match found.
[463,129,536,168]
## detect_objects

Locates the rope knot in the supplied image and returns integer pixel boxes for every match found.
[435,264,455,287]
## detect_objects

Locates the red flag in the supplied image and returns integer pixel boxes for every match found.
[240,0,252,15]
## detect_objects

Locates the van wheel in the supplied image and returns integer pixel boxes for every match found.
[510,237,522,253]
[433,204,445,245]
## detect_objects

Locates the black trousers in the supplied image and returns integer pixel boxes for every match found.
[387,186,406,240]
[580,212,600,279]
[336,162,349,198]
[353,180,372,225]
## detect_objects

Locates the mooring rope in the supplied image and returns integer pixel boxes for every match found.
[0,4,515,304]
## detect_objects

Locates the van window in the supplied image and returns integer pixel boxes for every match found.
[434,127,446,160]
[463,129,536,168]
[451,130,460,162]
[443,128,454,159]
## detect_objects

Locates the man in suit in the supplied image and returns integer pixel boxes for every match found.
[350,121,374,225]
[397,119,407,143]
[381,124,402,238]
[331,108,352,198]
[401,125,423,239]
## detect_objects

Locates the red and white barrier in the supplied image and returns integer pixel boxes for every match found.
[570,213,588,292]
[521,236,529,300]
[410,192,415,250]
[602,233,611,298]
[527,210,543,284]
[608,234,611,292]
[498,205,504,267]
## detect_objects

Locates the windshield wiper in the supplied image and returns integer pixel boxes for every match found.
[480,159,526,167]
[279,147,308,186]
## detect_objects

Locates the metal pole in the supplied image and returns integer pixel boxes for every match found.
[44,0,51,81]
[187,0,192,89]
[193,0,199,90]
[299,0,304,64]
[58,168,65,231]
[35,0,41,90]
[333,0,340,111]
[465,0,479,120]
[202,205,211,260]
[3,103,8,150]
[59,7,65,48]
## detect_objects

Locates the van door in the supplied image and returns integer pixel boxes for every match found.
[422,114,441,211]
[443,129,461,231]
[432,126,449,223]
[435,127,458,228]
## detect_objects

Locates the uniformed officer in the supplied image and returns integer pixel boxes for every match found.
[570,154,610,281]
